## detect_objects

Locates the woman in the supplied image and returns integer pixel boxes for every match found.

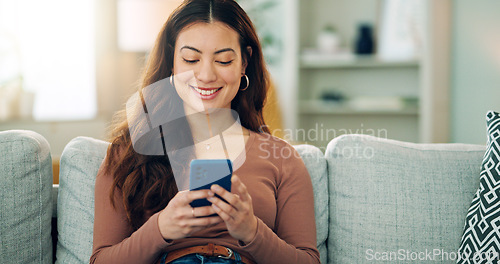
[90,0,319,263]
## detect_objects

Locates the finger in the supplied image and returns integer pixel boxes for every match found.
[176,215,223,237]
[231,175,250,202]
[184,189,214,204]
[182,222,218,237]
[187,215,223,227]
[210,184,239,206]
[187,217,222,234]
[192,205,218,218]
[208,195,235,217]
[211,203,233,222]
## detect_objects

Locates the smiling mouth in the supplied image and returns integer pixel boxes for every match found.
[190,85,222,96]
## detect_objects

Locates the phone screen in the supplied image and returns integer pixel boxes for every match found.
[189,159,232,208]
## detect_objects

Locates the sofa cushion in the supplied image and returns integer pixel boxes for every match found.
[56,137,109,263]
[457,111,500,263]
[294,144,329,264]
[326,134,485,263]
[0,130,53,264]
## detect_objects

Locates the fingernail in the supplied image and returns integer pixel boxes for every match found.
[212,185,221,191]
[208,191,214,196]
[207,196,214,201]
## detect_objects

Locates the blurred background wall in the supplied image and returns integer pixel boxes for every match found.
[451,0,500,144]
[1,0,499,158]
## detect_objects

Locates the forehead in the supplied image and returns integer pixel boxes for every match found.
[176,21,241,52]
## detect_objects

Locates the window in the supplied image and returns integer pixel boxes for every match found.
[0,0,96,121]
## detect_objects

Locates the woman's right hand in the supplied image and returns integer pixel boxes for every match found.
[157,190,222,240]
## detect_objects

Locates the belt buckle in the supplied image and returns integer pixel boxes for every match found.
[217,247,233,260]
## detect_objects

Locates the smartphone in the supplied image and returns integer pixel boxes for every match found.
[189,159,232,208]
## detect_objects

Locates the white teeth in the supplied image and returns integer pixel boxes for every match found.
[192,86,220,96]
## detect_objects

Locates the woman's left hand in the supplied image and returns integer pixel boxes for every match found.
[208,174,257,244]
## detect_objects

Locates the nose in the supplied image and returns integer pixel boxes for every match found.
[196,61,217,84]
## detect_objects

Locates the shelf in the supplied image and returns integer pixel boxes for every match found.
[300,52,420,69]
[298,100,419,116]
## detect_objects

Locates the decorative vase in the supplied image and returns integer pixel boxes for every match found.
[317,25,340,53]
[355,24,374,55]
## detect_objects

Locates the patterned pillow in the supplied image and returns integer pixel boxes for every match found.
[457,111,500,263]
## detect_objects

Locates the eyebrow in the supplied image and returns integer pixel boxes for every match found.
[180,46,236,55]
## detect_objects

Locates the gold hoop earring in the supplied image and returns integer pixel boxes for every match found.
[240,75,249,91]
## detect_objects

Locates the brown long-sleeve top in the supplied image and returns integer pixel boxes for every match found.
[90,131,320,264]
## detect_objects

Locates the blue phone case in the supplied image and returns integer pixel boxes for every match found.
[189,159,232,208]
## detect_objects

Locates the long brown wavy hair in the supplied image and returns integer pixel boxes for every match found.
[104,0,271,230]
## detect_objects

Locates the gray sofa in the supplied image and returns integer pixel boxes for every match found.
[0,129,486,263]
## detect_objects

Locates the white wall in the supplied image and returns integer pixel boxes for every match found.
[451,0,500,144]
[0,118,108,157]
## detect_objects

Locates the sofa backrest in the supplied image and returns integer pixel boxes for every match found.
[325,134,485,264]
[0,130,53,264]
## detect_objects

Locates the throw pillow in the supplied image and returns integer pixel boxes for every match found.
[457,111,500,263]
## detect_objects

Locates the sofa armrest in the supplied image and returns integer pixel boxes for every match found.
[0,130,53,264]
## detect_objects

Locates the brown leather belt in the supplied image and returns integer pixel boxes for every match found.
[160,243,256,264]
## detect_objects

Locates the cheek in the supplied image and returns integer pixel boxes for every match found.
[220,70,242,87]
[171,61,196,84]
[171,69,196,98]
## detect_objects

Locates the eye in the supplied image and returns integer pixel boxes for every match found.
[183,58,198,64]
[217,60,233,65]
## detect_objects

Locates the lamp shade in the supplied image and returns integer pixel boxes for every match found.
[117,0,183,52]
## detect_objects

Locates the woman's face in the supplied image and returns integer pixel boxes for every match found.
[172,21,246,114]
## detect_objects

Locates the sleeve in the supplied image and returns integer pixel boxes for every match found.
[240,144,321,264]
[90,162,172,264]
